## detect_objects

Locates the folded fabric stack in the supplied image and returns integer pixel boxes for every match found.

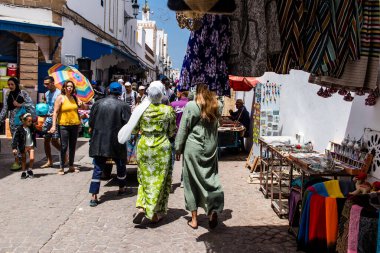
[336,194,380,253]
[297,180,355,252]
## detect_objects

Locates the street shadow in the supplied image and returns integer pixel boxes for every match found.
[186,209,233,230]
[98,188,137,204]
[33,172,56,178]
[136,207,189,229]
[103,176,139,188]
[219,148,248,162]
[171,182,181,193]
[196,224,298,253]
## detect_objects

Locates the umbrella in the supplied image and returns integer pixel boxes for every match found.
[229,75,259,91]
[48,63,94,103]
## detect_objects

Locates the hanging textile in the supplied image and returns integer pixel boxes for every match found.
[272,0,362,77]
[228,0,282,77]
[337,194,380,253]
[348,205,363,253]
[297,180,353,252]
[179,14,231,96]
[168,0,236,14]
[308,0,380,103]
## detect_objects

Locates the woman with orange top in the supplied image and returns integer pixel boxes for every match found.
[49,81,82,175]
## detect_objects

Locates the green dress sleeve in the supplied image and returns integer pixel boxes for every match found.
[175,102,199,154]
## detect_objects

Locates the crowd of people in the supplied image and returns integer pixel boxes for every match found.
[0,75,225,229]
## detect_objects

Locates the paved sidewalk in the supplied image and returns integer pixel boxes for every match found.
[0,143,298,253]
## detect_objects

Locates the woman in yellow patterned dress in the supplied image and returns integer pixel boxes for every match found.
[118,81,176,224]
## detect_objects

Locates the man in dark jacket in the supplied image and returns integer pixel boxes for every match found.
[88,82,132,207]
[229,99,251,151]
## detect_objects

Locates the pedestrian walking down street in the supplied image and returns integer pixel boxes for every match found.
[136,86,147,105]
[0,77,35,170]
[12,113,36,179]
[118,78,127,101]
[118,81,176,224]
[88,82,132,207]
[170,87,189,188]
[175,84,224,230]
[41,76,61,168]
[0,77,35,136]
[122,82,138,111]
[49,81,83,175]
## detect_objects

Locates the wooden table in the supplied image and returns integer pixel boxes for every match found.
[258,137,297,199]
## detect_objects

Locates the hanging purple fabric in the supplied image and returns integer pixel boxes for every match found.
[179,14,231,96]
[348,205,363,253]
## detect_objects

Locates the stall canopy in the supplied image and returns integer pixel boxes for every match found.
[82,38,139,65]
[0,17,64,37]
[229,75,259,91]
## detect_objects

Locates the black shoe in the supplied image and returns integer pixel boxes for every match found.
[132,212,145,224]
[21,172,28,179]
[27,170,34,178]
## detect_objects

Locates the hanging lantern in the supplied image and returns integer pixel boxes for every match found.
[338,88,348,96]
[355,89,365,96]
[176,12,203,31]
[328,87,338,94]
[317,87,324,96]
[343,92,354,102]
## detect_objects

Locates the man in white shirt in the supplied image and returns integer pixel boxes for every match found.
[118,79,126,101]
[123,82,137,111]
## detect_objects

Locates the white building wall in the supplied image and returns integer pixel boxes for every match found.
[144,27,155,50]
[345,95,380,138]
[60,18,114,62]
[66,0,104,30]
[0,4,53,22]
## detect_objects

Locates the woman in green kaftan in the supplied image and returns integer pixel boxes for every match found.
[175,84,224,230]
[118,81,176,224]
[135,103,176,222]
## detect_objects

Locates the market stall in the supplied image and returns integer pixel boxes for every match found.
[218,116,245,151]
[252,132,379,252]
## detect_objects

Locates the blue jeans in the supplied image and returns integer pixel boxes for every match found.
[89,157,127,194]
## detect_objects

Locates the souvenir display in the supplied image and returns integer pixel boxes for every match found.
[364,128,380,178]
[255,81,282,140]
[252,103,261,143]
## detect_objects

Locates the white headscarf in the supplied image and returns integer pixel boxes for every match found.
[118,81,165,144]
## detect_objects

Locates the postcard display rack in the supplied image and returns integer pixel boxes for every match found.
[253,81,282,144]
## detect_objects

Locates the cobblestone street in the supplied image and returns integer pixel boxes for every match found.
[0,139,297,253]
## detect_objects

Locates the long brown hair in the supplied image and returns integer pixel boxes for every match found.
[196,84,219,122]
[61,81,77,96]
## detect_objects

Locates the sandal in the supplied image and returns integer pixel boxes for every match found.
[68,167,80,173]
[132,211,145,224]
[57,169,65,175]
[187,220,198,230]
[41,162,53,169]
[209,212,218,229]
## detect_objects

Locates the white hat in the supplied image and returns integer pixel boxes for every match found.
[118,79,125,84]
[138,85,146,90]
[125,82,132,86]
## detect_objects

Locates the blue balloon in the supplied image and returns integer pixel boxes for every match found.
[36,103,49,116]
